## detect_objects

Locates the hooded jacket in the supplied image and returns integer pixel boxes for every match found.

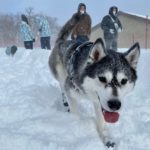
[101,6,122,39]
[19,21,34,42]
[36,16,51,37]
[71,3,92,39]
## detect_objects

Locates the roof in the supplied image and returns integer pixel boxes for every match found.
[118,11,150,21]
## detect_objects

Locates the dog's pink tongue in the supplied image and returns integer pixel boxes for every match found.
[103,111,119,123]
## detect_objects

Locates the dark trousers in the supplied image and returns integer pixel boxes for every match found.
[24,41,33,49]
[40,36,51,50]
[105,38,117,51]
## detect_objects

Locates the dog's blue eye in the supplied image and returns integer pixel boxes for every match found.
[98,76,107,83]
[121,79,128,85]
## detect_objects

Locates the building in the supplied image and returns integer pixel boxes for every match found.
[90,11,150,49]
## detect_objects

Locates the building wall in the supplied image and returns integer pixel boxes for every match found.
[90,23,102,42]
[90,14,150,49]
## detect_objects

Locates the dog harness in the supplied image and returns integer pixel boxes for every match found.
[67,41,93,92]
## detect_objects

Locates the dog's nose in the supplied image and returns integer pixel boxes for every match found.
[108,99,121,111]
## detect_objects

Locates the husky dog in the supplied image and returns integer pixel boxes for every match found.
[49,17,140,148]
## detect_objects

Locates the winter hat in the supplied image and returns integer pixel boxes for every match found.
[21,14,29,25]
[78,3,86,12]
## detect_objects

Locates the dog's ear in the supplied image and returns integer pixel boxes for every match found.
[124,42,140,69]
[88,38,106,63]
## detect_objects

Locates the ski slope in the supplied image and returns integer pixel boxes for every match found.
[0,48,150,150]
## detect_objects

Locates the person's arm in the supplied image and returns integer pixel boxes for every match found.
[101,16,110,32]
[18,24,24,41]
[87,14,92,35]
[69,13,81,39]
[69,13,81,26]
[27,24,35,41]
[38,20,43,32]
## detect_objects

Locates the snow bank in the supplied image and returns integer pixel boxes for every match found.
[0,47,150,150]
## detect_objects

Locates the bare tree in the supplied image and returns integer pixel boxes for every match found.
[0,7,61,47]
[0,13,18,46]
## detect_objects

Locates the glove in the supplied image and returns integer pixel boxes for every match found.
[109,29,115,34]
[118,28,122,32]
[33,39,35,42]
[114,23,119,30]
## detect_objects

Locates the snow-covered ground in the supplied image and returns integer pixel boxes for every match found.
[0,47,150,150]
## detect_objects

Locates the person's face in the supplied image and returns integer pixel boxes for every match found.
[80,6,85,14]
[113,9,117,15]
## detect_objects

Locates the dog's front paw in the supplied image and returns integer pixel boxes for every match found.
[106,141,116,148]
[103,135,117,149]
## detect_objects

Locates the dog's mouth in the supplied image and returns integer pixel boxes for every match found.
[102,107,119,123]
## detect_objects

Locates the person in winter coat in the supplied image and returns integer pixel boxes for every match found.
[35,16,51,50]
[101,6,122,51]
[19,14,35,49]
[71,3,92,44]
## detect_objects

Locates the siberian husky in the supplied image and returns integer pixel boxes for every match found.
[49,17,140,148]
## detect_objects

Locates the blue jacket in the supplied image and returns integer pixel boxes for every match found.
[36,16,51,37]
[19,21,34,41]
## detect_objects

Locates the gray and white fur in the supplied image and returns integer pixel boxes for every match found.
[49,16,140,148]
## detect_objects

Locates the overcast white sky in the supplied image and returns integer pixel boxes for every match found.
[1,0,150,26]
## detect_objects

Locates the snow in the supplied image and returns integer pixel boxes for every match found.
[0,47,150,150]
[122,11,150,20]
